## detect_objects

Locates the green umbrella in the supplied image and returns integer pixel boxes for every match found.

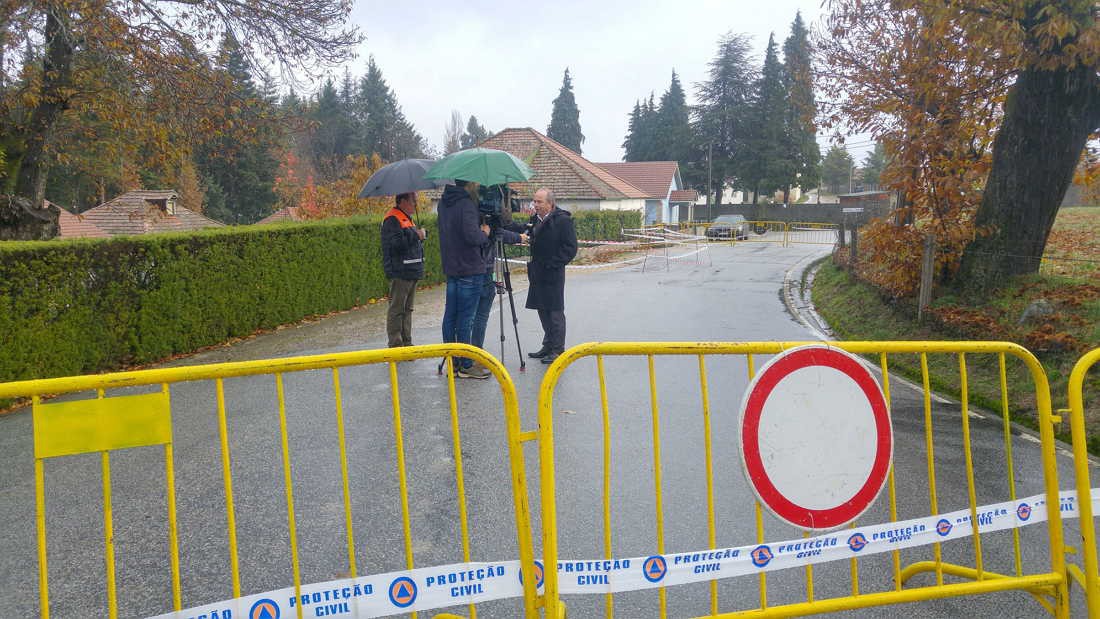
[423,148,535,186]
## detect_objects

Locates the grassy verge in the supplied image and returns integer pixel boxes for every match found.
[812,254,1100,455]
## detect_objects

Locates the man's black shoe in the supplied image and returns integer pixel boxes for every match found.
[540,352,560,364]
[528,348,550,359]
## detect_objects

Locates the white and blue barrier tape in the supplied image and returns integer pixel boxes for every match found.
[150,488,1089,619]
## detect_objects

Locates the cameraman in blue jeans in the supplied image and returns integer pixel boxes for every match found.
[438,180,492,379]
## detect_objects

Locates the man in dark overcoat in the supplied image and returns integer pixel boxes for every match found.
[520,188,578,364]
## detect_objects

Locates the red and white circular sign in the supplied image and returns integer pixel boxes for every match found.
[738,345,892,531]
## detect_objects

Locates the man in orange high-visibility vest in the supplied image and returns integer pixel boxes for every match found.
[381,192,426,347]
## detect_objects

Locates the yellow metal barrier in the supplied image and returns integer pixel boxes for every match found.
[1066,347,1100,616]
[741,220,787,245]
[2,344,539,619]
[786,222,840,246]
[536,341,1069,618]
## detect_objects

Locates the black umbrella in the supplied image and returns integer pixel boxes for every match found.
[357,158,449,198]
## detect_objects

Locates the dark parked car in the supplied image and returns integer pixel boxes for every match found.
[706,214,749,240]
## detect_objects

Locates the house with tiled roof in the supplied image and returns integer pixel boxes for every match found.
[595,161,689,225]
[78,190,224,236]
[448,128,647,214]
[53,202,110,239]
[255,206,305,225]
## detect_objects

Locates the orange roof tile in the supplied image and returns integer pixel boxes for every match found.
[595,162,680,199]
[670,189,699,202]
[54,203,110,239]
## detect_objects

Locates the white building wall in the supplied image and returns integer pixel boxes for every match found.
[598,199,646,212]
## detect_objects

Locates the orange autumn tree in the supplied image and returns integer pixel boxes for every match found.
[276,153,432,221]
[307,154,391,218]
[1,1,359,239]
[820,0,1100,297]
[1073,143,1100,205]
[819,0,1013,297]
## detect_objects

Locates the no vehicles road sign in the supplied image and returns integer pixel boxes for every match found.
[738,345,892,531]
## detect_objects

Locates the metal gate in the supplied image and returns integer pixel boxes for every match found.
[535,341,1070,618]
[1065,347,1100,616]
[1,344,540,619]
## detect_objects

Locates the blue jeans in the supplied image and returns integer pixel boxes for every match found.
[472,271,497,350]
[442,275,482,369]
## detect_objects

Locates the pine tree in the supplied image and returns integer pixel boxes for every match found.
[783,11,821,193]
[694,32,758,205]
[746,34,795,204]
[656,70,694,167]
[622,101,644,161]
[821,145,854,195]
[547,68,584,153]
[193,33,278,224]
[355,56,425,161]
[310,77,349,181]
[861,142,886,189]
[461,115,491,149]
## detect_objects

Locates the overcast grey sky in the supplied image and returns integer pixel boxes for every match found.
[346,0,869,163]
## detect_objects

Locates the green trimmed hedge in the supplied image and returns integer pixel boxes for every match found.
[0,210,640,391]
[572,210,642,241]
[0,215,443,387]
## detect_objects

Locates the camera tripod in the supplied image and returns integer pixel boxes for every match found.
[494,234,526,371]
[436,233,526,375]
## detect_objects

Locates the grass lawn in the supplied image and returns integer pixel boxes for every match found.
[812,206,1100,453]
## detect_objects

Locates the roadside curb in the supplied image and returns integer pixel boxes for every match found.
[781,253,834,341]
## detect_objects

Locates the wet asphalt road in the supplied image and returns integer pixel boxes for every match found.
[0,241,1093,618]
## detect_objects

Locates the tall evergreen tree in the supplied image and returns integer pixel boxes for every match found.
[746,34,795,204]
[694,32,757,205]
[821,145,855,194]
[861,142,886,189]
[461,115,491,149]
[656,70,694,168]
[783,11,821,193]
[547,68,584,153]
[310,77,349,181]
[193,33,278,224]
[622,100,644,161]
[354,56,425,162]
[636,94,659,161]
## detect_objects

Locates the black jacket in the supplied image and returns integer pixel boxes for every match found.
[520,207,577,311]
[380,209,424,280]
[481,227,523,272]
[438,184,489,277]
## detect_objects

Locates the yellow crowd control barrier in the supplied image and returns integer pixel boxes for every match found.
[786,222,840,247]
[739,221,787,245]
[1066,347,1100,616]
[1,344,540,619]
[536,341,1070,618]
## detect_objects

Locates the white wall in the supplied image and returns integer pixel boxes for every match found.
[598,199,646,212]
[694,186,744,205]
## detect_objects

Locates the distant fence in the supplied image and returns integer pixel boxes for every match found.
[679,203,889,226]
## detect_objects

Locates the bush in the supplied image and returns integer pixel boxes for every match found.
[0,215,443,387]
[571,210,642,242]
[0,209,637,392]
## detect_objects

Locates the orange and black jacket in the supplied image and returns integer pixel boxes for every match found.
[381,208,424,280]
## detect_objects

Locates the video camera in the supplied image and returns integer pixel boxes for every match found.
[477,184,523,230]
